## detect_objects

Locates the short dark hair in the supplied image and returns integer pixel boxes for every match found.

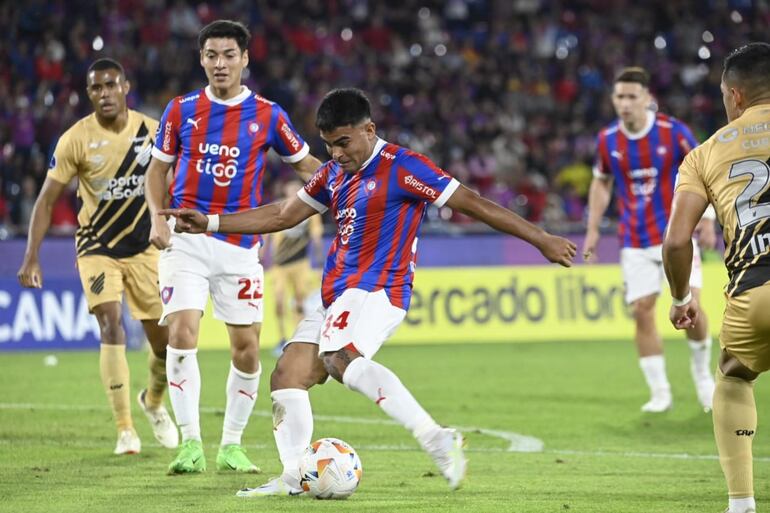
[315,88,372,132]
[614,67,650,88]
[87,58,125,77]
[198,20,250,52]
[723,42,770,100]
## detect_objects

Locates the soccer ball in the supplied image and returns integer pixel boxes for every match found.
[299,437,362,499]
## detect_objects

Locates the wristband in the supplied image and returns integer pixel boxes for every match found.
[206,214,220,233]
[671,290,692,307]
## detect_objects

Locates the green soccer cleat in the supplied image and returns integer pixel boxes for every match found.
[167,439,206,475]
[216,444,261,473]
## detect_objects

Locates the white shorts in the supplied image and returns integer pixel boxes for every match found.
[157,224,264,326]
[287,288,406,359]
[620,242,703,304]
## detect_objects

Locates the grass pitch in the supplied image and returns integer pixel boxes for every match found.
[1,340,768,513]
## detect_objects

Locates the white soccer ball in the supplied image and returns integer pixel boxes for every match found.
[299,437,362,499]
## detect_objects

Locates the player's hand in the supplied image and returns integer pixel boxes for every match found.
[669,298,699,330]
[582,227,600,263]
[539,234,578,267]
[149,214,172,250]
[17,257,43,288]
[158,208,209,234]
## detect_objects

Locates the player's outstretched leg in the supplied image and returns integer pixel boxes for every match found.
[339,354,467,489]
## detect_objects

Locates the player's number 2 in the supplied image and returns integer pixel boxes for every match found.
[729,158,770,228]
[237,278,263,300]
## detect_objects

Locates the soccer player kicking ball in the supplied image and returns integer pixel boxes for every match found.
[664,42,770,513]
[162,88,577,494]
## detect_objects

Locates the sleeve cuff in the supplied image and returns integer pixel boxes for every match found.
[297,188,328,214]
[434,178,460,208]
[281,143,310,164]
[151,147,176,163]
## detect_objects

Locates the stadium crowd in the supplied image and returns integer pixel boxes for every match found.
[0,0,767,238]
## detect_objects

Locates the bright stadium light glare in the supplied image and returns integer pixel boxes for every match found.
[44,91,54,106]
[340,28,353,41]
[409,44,422,57]
[654,36,666,50]
[698,45,711,60]
[418,7,430,19]
[702,30,714,43]
[68,92,79,106]
[731,10,743,23]
[242,68,250,80]
[92,36,104,51]
[434,44,447,56]
[555,46,569,59]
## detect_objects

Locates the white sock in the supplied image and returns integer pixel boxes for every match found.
[221,362,261,446]
[639,355,671,396]
[166,345,201,442]
[729,496,756,513]
[688,337,713,379]
[342,357,440,444]
[271,388,313,487]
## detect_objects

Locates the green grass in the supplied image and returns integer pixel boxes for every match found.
[0,340,768,513]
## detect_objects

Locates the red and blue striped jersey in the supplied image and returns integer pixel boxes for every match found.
[594,111,698,248]
[298,139,460,309]
[151,86,309,248]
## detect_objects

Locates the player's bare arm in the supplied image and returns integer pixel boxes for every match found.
[445,184,577,267]
[290,154,324,183]
[662,190,708,330]
[583,175,613,262]
[145,157,173,249]
[17,176,68,288]
[160,193,317,235]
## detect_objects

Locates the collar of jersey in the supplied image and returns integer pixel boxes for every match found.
[618,110,655,140]
[204,85,252,106]
[356,137,387,171]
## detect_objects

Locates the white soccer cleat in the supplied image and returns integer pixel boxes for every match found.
[641,391,672,413]
[114,429,141,455]
[137,389,179,449]
[236,476,305,497]
[424,428,467,490]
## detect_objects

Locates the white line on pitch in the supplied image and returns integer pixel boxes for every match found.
[4,402,770,463]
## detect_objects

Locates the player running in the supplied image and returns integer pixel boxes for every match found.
[161,88,577,494]
[17,58,178,455]
[583,67,716,412]
[144,20,322,475]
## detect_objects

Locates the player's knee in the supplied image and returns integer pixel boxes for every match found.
[169,324,197,348]
[95,312,124,344]
[631,296,656,321]
[322,352,346,383]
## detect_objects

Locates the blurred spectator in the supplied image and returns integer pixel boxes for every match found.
[2,0,767,237]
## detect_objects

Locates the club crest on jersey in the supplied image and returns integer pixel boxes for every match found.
[161,287,174,305]
[363,178,379,196]
[249,122,260,135]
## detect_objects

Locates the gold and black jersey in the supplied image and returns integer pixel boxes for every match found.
[48,110,159,258]
[677,104,770,296]
[273,218,312,266]
[272,215,322,266]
